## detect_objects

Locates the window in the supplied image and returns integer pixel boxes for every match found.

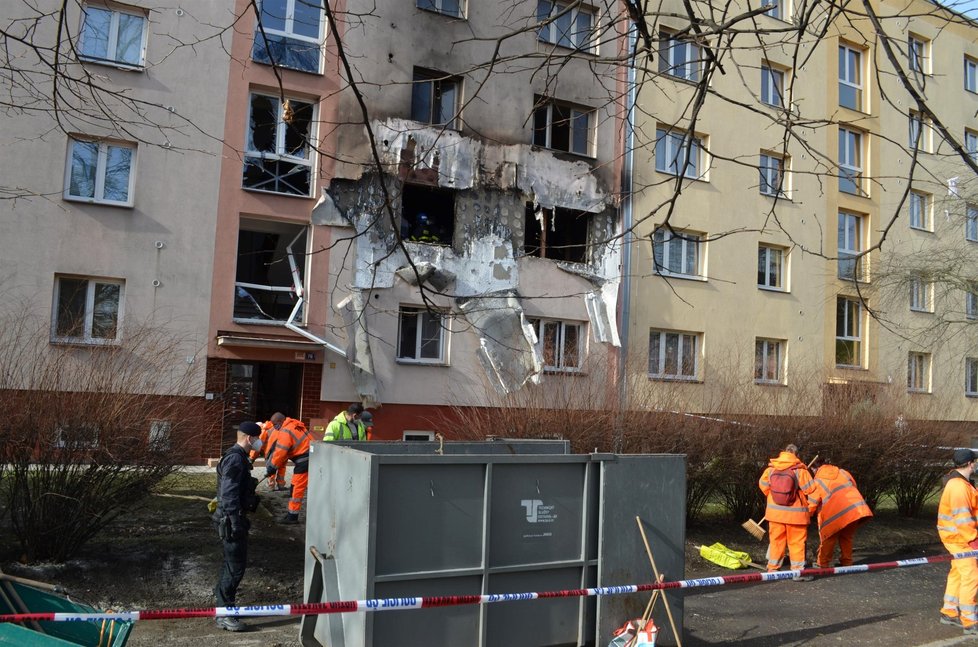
[149,421,172,453]
[835,296,863,367]
[243,93,315,197]
[537,0,596,51]
[966,129,978,163]
[411,69,461,128]
[967,358,978,396]
[401,184,455,245]
[78,5,147,67]
[653,228,702,278]
[649,329,699,380]
[397,307,447,364]
[757,244,786,290]
[968,204,978,242]
[908,35,929,77]
[524,204,590,263]
[909,111,930,151]
[909,190,931,230]
[966,57,978,94]
[417,0,463,18]
[252,0,324,73]
[759,153,788,197]
[760,0,785,20]
[838,127,863,195]
[529,318,585,372]
[532,97,594,156]
[659,32,701,81]
[234,219,308,322]
[655,128,704,178]
[839,44,863,111]
[907,351,931,393]
[52,276,124,344]
[909,275,933,312]
[755,338,785,384]
[838,211,865,281]
[64,137,136,206]
[761,64,785,107]
[967,287,978,320]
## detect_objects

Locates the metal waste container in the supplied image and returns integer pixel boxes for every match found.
[301,441,685,647]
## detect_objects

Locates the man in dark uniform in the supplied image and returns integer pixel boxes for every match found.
[213,421,263,632]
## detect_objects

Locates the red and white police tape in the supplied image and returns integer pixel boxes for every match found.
[1,549,973,624]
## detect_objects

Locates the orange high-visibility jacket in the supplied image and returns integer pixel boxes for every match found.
[265,418,311,472]
[937,472,978,545]
[809,464,873,540]
[759,452,816,525]
[248,421,276,462]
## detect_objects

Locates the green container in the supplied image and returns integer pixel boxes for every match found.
[0,581,132,646]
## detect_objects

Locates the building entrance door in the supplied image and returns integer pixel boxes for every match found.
[224,361,303,442]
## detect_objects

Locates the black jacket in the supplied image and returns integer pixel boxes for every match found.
[215,444,256,520]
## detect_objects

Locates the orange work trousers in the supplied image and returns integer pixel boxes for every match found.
[817,522,858,567]
[942,542,978,628]
[766,521,808,571]
[287,471,308,515]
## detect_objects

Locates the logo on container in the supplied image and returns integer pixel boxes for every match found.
[521,499,557,523]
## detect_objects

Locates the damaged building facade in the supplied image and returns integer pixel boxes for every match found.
[202,0,628,441]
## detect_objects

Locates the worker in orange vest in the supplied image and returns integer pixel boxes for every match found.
[938,448,978,635]
[758,444,817,580]
[360,410,375,441]
[248,420,288,491]
[808,459,873,568]
[264,412,311,525]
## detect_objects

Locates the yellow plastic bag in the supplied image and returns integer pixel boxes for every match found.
[699,542,752,570]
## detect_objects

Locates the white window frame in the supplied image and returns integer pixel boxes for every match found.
[51,275,125,345]
[907,351,931,393]
[659,32,701,82]
[967,288,978,321]
[64,137,137,207]
[648,329,700,380]
[530,318,585,372]
[968,204,978,242]
[909,190,931,231]
[532,98,594,156]
[754,338,785,384]
[77,4,148,68]
[653,228,703,278]
[252,0,326,74]
[966,56,978,94]
[149,420,172,452]
[759,153,788,197]
[757,244,786,291]
[839,44,863,111]
[243,92,316,197]
[966,129,978,164]
[417,0,464,18]
[909,275,933,312]
[909,34,929,77]
[655,127,705,179]
[839,127,864,195]
[411,68,462,129]
[760,64,785,107]
[536,0,597,52]
[836,296,863,368]
[396,306,448,365]
[909,111,930,152]
[838,211,864,281]
[967,357,978,396]
[760,0,786,20]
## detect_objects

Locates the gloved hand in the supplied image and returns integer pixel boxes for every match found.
[968,538,978,550]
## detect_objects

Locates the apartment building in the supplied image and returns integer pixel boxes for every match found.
[0,2,232,457]
[625,0,978,434]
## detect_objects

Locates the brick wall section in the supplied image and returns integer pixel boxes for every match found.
[301,363,323,421]
[204,357,229,459]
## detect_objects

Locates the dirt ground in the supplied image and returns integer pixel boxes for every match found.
[0,468,966,646]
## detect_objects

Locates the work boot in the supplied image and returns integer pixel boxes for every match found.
[215,616,247,632]
[964,624,978,637]
[279,512,300,525]
[941,614,962,627]
[791,575,814,582]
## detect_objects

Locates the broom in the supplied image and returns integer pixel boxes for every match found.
[742,454,819,541]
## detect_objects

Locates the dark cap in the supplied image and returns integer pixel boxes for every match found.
[953,448,977,467]
[360,411,373,424]
[238,421,262,436]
